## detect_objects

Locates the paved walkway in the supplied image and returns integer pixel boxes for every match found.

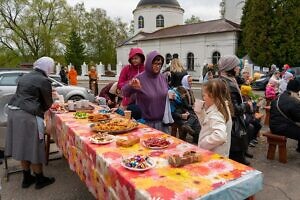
[1,127,300,200]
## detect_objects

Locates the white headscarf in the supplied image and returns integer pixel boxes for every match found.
[33,56,55,75]
[181,75,191,89]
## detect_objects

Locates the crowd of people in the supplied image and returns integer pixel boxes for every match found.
[3,47,300,191]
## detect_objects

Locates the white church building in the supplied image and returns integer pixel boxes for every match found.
[116,0,245,78]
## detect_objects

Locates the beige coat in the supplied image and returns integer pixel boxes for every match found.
[195,100,232,157]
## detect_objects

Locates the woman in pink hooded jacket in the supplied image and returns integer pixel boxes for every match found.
[117,48,145,107]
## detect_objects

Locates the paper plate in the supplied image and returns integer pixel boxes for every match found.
[121,156,156,172]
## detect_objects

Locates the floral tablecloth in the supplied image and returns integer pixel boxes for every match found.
[46,109,263,200]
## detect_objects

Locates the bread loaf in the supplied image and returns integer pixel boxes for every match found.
[116,136,140,147]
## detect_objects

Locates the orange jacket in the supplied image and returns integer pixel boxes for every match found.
[68,68,78,85]
[88,70,98,80]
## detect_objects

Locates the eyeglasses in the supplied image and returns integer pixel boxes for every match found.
[153,61,163,66]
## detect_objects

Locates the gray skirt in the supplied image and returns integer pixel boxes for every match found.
[5,109,46,164]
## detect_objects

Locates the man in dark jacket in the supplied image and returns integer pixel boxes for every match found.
[59,67,68,84]
[270,79,300,152]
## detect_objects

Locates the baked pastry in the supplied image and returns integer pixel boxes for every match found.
[116,136,140,147]
[88,114,110,122]
[168,151,201,167]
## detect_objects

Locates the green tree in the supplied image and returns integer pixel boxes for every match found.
[65,30,85,74]
[238,0,300,67]
[236,0,252,58]
[0,0,69,61]
[184,15,201,24]
[272,0,300,67]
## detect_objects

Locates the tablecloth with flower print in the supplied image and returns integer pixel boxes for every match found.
[46,110,263,200]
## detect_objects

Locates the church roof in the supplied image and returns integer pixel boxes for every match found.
[135,19,241,42]
[136,0,181,9]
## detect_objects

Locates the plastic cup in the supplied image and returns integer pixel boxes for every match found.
[68,100,74,110]
[82,100,89,108]
[75,100,82,109]
[124,110,132,119]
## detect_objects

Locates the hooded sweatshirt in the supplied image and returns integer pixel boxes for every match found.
[117,48,145,90]
[122,51,168,121]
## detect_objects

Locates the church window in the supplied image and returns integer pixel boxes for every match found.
[156,15,164,27]
[138,16,144,28]
[212,51,221,65]
[165,53,172,65]
[187,52,195,71]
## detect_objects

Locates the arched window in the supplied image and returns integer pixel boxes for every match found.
[187,52,194,71]
[138,16,144,29]
[156,15,164,27]
[212,51,221,65]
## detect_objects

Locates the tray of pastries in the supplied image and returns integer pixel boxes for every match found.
[90,118,139,134]
[88,113,110,122]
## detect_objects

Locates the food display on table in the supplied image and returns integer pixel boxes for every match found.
[142,137,171,149]
[168,151,202,167]
[74,112,89,119]
[88,113,110,122]
[121,155,155,171]
[89,132,115,144]
[50,103,67,113]
[90,118,138,134]
[116,136,140,147]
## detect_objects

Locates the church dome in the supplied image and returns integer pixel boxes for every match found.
[137,0,181,9]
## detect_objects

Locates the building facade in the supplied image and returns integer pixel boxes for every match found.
[220,0,245,24]
[117,0,241,79]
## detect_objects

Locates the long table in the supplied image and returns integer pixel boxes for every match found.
[46,109,263,200]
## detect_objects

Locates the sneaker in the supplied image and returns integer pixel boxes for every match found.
[249,142,256,147]
[252,139,258,144]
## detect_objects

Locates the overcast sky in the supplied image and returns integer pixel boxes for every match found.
[67,0,222,24]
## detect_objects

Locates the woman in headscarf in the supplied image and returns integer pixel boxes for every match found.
[5,57,55,189]
[122,51,169,132]
[218,55,250,165]
[68,66,78,85]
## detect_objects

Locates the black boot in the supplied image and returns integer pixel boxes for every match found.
[296,141,300,153]
[22,170,36,188]
[35,172,55,189]
[245,151,254,158]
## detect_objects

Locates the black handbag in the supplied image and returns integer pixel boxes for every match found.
[232,116,247,138]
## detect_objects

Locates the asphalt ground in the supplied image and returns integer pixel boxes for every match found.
[1,81,299,200]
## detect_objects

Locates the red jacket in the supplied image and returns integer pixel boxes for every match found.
[118,48,145,106]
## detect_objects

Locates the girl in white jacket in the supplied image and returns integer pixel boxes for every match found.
[195,79,233,157]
